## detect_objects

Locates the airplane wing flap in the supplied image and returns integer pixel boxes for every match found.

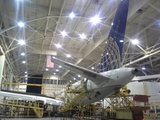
[132,74,160,81]
[51,57,109,85]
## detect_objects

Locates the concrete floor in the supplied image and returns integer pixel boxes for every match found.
[0,118,77,120]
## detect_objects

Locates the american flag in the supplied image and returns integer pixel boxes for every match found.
[46,55,54,68]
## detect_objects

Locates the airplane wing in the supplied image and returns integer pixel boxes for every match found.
[51,57,109,85]
[132,74,160,81]
[0,90,64,106]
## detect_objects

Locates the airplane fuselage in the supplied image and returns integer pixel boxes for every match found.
[68,68,137,105]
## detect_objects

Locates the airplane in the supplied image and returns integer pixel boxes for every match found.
[51,0,137,105]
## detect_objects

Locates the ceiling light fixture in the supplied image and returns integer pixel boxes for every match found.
[22,61,26,64]
[59,66,62,68]
[46,68,48,71]
[56,69,59,72]
[90,15,101,25]
[24,71,27,74]
[61,31,67,37]
[142,67,146,70]
[18,39,26,45]
[131,39,139,45]
[91,67,95,70]
[66,54,71,58]
[78,75,81,77]
[21,52,25,56]
[80,33,86,39]
[69,12,75,19]
[18,21,24,27]
[55,43,61,48]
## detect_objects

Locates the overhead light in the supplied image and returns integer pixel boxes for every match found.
[46,68,48,71]
[69,12,75,19]
[105,41,107,44]
[55,43,61,48]
[90,15,101,25]
[111,22,114,26]
[91,67,95,70]
[78,75,81,77]
[21,52,25,56]
[142,67,146,70]
[66,54,71,58]
[131,39,139,45]
[25,75,28,77]
[22,61,26,64]
[59,66,62,68]
[73,78,76,80]
[18,39,26,45]
[18,21,24,27]
[60,30,67,37]
[120,40,124,42]
[24,71,27,74]
[54,73,56,75]
[80,33,86,40]
[56,69,59,72]
[52,56,56,59]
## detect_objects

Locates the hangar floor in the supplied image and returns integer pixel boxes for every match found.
[0,118,77,120]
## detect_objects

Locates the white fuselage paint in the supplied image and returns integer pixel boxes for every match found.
[68,68,135,105]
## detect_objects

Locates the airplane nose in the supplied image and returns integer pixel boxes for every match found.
[131,68,138,75]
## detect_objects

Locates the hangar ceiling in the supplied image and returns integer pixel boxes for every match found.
[0,0,160,82]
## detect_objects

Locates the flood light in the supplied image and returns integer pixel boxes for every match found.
[142,67,146,70]
[22,61,26,64]
[90,15,101,25]
[18,21,24,27]
[131,39,139,45]
[69,12,75,19]
[91,67,95,70]
[80,33,86,39]
[66,54,71,58]
[61,31,67,37]
[21,52,25,56]
[18,39,26,45]
[55,43,61,48]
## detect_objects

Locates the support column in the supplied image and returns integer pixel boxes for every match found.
[0,55,5,90]
[7,73,13,90]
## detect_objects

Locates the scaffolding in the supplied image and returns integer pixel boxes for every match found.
[59,89,89,113]
[0,99,44,118]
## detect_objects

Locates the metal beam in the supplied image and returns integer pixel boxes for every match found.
[124,49,160,66]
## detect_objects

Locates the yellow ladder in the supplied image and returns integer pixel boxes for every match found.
[59,90,87,113]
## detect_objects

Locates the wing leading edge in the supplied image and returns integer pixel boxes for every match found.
[51,57,109,85]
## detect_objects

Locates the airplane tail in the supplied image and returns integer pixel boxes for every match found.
[98,0,129,72]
